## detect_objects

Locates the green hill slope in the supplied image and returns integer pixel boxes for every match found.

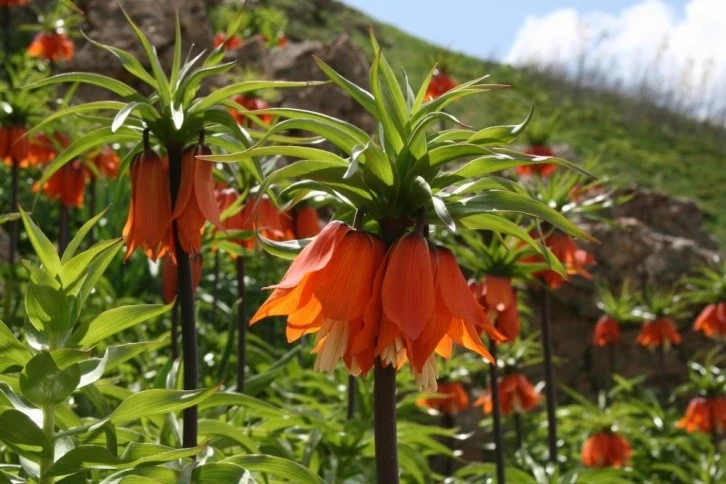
[269,0,726,244]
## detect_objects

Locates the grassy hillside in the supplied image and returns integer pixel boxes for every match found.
[269,0,726,244]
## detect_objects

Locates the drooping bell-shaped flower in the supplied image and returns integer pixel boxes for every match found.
[39,160,87,207]
[693,303,726,341]
[87,145,120,179]
[171,144,222,254]
[516,145,557,177]
[0,125,29,166]
[528,231,595,289]
[251,222,386,373]
[27,31,74,61]
[592,315,621,346]
[636,317,682,351]
[472,275,520,341]
[581,431,632,468]
[475,372,542,416]
[122,149,172,261]
[416,381,469,416]
[676,396,726,435]
[424,70,458,101]
[213,32,243,51]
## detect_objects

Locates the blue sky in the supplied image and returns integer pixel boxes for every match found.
[341,0,687,60]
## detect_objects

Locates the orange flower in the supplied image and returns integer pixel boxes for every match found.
[581,432,632,468]
[352,236,501,390]
[230,95,273,127]
[475,373,542,416]
[161,253,203,304]
[122,150,172,261]
[425,71,458,101]
[676,396,726,435]
[636,317,682,351]
[38,160,86,207]
[171,144,222,254]
[0,125,29,166]
[251,222,386,373]
[277,34,288,47]
[22,132,70,167]
[213,32,243,51]
[472,275,520,341]
[0,0,30,6]
[516,145,557,177]
[87,145,120,179]
[593,315,621,346]
[27,31,74,62]
[416,381,469,415]
[528,231,595,289]
[694,303,726,341]
[282,205,322,240]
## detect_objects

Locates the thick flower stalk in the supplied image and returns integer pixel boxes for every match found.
[581,431,633,468]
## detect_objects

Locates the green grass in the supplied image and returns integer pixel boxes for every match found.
[270,0,726,244]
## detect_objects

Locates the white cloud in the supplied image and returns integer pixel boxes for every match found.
[506,0,726,120]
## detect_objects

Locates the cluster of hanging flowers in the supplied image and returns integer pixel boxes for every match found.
[516,145,557,178]
[230,94,273,127]
[213,32,243,51]
[693,302,726,341]
[251,223,503,391]
[27,30,74,62]
[416,381,469,415]
[527,230,596,290]
[475,372,542,416]
[581,431,633,468]
[424,68,458,101]
[592,315,621,346]
[470,275,520,341]
[636,316,682,351]
[676,395,726,435]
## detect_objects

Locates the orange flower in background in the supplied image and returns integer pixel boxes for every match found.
[161,253,203,304]
[171,144,222,254]
[0,125,29,166]
[472,275,520,341]
[475,372,542,416]
[676,396,726,435]
[37,160,87,207]
[0,0,30,6]
[23,132,70,167]
[280,205,322,240]
[122,150,172,261]
[581,432,633,468]
[277,34,288,47]
[27,31,74,61]
[213,31,243,51]
[528,231,596,290]
[694,303,726,341]
[516,145,557,177]
[636,317,682,351]
[87,145,120,179]
[416,381,469,415]
[251,222,386,373]
[230,95,273,127]
[593,315,621,346]
[425,70,458,101]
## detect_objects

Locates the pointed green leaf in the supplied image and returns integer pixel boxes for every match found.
[0,320,31,371]
[26,72,144,101]
[73,303,173,349]
[313,56,379,118]
[19,352,80,406]
[0,409,52,460]
[221,454,325,484]
[106,386,219,426]
[19,207,61,275]
[192,80,325,113]
[61,207,110,264]
[24,101,125,139]
[121,8,171,105]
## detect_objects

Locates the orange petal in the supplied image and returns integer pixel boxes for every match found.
[382,234,434,341]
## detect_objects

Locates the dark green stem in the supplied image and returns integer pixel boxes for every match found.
[236,256,247,392]
[540,289,558,463]
[210,250,220,326]
[170,301,179,361]
[374,361,399,483]
[346,374,356,420]
[513,412,523,450]
[489,341,506,483]
[5,157,19,323]
[168,143,198,448]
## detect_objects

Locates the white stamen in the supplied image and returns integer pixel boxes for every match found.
[413,354,439,392]
[313,320,349,373]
